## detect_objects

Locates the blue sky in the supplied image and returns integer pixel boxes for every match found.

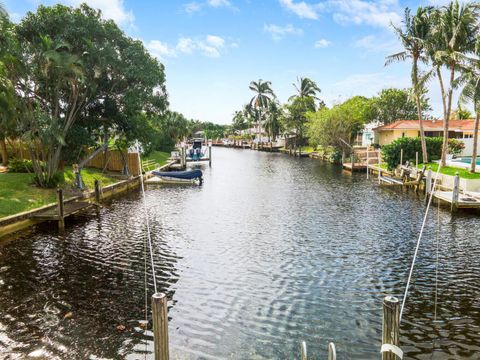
[5,0,454,124]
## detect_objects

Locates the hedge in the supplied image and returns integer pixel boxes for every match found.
[381,137,443,170]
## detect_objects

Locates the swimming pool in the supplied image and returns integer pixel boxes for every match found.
[452,156,480,165]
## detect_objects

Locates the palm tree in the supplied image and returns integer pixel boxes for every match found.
[289,77,321,101]
[434,0,480,166]
[249,79,275,142]
[456,51,480,173]
[263,101,282,142]
[387,7,432,164]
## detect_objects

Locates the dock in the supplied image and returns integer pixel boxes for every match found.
[32,201,94,220]
[433,191,480,209]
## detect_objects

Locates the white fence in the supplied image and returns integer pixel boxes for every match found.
[460,138,480,156]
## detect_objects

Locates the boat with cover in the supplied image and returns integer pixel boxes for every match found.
[147,169,203,185]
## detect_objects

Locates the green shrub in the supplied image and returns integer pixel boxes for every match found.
[382,137,443,170]
[33,172,64,188]
[448,138,465,156]
[7,158,34,173]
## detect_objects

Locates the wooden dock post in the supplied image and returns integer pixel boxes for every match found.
[415,151,419,168]
[400,148,403,166]
[378,150,381,184]
[351,152,355,171]
[425,166,432,203]
[366,149,369,179]
[451,172,460,213]
[152,293,169,360]
[300,341,307,360]
[381,295,401,360]
[94,180,101,203]
[342,151,345,165]
[57,188,65,232]
[328,342,336,360]
[208,144,212,167]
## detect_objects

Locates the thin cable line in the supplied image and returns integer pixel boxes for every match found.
[137,146,158,294]
[400,164,442,323]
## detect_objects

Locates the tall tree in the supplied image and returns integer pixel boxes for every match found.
[434,0,480,166]
[456,46,480,172]
[287,77,321,155]
[263,101,282,142]
[249,79,275,141]
[387,7,432,163]
[371,88,431,124]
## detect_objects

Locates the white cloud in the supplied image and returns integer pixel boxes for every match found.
[353,34,400,53]
[183,0,235,13]
[184,2,202,13]
[206,35,225,48]
[264,24,303,40]
[147,35,230,60]
[278,0,402,29]
[279,0,321,20]
[314,38,332,48]
[67,0,134,26]
[147,40,177,60]
[207,0,232,7]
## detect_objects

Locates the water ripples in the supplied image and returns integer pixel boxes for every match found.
[1,148,480,359]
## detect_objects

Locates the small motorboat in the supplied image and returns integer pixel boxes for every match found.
[147,169,203,185]
[187,138,207,161]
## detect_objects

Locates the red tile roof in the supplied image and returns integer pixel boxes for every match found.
[374,119,476,132]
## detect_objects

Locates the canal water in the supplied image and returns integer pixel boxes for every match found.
[0,148,479,359]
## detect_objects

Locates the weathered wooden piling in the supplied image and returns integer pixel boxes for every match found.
[415,151,419,168]
[300,341,307,360]
[94,180,101,203]
[425,166,432,204]
[400,148,403,166]
[328,342,336,360]
[57,188,65,231]
[381,296,401,360]
[152,292,169,360]
[378,151,381,184]
[366,149,370,179]
[451,172,460,212]
[208,144,212,167]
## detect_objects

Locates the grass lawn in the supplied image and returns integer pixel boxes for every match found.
[0,167,117,219]
[142,151,170,166]
[419,163,480,180]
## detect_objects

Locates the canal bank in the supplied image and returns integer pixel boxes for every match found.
[0,160,177,238]
[0,147,479,359]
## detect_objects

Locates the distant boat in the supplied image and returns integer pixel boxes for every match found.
[187,138,207,161]
[147,169,203,185]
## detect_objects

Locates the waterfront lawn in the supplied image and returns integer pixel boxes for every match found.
[420,163,480,179]
[0,167,117,218]
[142,151,170,166]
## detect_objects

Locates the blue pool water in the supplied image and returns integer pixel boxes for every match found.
[453,157,480,165]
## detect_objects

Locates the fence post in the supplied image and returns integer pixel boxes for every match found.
[94,180,101,203]
[57,188,65,232]
[152,293,169,360]
[381,296,402,360]
[451,172,460,213]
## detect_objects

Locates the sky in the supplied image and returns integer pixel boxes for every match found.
[4,0,458,124]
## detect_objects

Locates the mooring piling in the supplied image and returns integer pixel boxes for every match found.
[415,152,418,168]
[57,188,65,232]
[328,342,336,360]
[300,341,307,360]
[208,143,212,167]
[451,172,460,213]
[366,149,370,179]
[152,292,169,360]
[381,295,402,360]
[94,180,101,203]
[400,148,403,166]
[425,166,432,204]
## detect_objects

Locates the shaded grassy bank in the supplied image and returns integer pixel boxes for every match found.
[0,167,117,218]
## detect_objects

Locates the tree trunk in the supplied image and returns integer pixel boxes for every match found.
[413,57,428,163]
[0,137,8,166]
[471,109,479,173]
[441,64,456,167]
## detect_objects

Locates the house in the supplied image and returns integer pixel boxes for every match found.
[373,119,479,156]
[354,121,383,147]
